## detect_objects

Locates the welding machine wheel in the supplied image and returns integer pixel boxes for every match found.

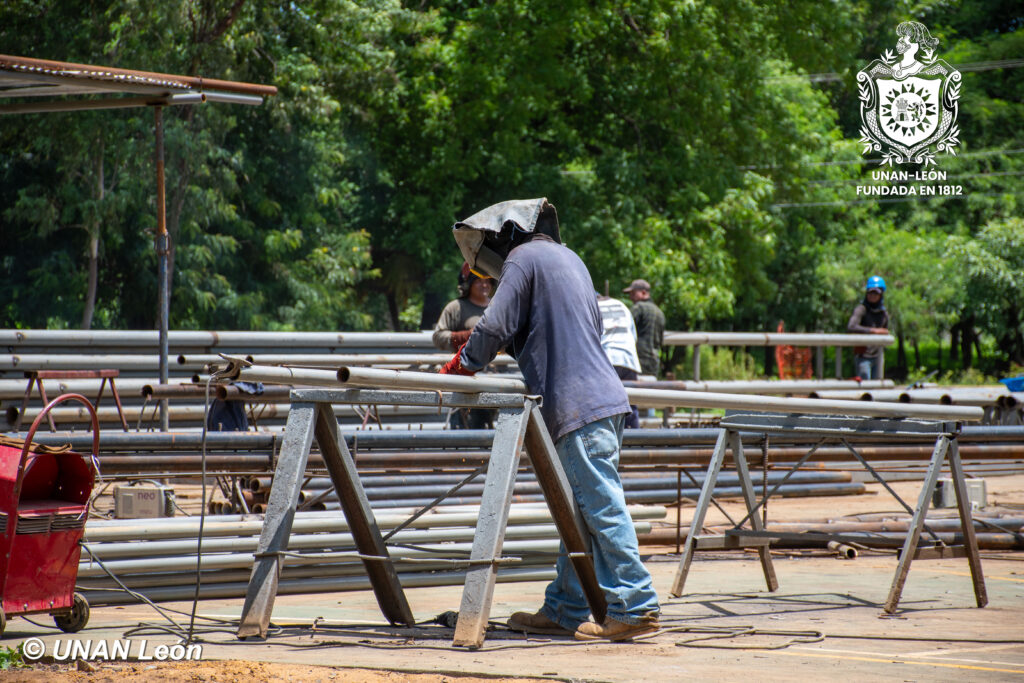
[53,593,89,633]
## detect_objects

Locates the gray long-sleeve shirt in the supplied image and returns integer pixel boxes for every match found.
[459,238,630,442]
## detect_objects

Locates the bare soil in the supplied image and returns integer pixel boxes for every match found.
[6,660,554,682]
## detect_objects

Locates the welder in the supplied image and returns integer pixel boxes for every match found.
[439,198,660,641]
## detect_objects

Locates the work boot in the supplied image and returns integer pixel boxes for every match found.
[574,617,660,642]
[507,610,573,636]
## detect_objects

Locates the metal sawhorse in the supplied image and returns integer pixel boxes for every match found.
[16,369,129,432]
[670,412,987,614]
[236,388,607,648]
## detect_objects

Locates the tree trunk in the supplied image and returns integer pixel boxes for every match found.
[386,291,401,331]
[961,315,974,369]
[419,289,445,332]
[913,339,921,370]
[950,323,960,367]
[81,147,103,330]
[896,330,908,381]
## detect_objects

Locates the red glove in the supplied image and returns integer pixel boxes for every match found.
[449,329,472,348]
[440,342,477,376]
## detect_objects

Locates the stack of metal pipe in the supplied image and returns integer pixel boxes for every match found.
[77,505,665,606]
[810,385,1022,426]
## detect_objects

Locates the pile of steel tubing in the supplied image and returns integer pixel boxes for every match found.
[811,386,1010,406]
[25,427,1024,480]
[219,363,985,421]
[77,505,664,606]
[264,470,865,511]
[638,514,1024,550]
[7,402,454,431]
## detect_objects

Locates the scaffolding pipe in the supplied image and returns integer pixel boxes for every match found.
[624,379,896,394]
[662,332,895,347]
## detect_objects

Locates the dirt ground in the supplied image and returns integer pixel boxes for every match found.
[6,471,1024,682]
[5,660,552,683]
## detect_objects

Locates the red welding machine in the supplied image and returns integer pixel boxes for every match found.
[0,394,99,636]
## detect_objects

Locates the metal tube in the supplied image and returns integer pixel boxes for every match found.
[662,332,895,347]
[1,355,210,372]
[623,379,895,394]
[79,567,557,607]
[179,353,517,367]
[337,366,528,394]
[0,329,435,348]
[624,387,984,419]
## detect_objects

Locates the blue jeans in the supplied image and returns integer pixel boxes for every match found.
[855,355,884,380]
[540,414,660,628]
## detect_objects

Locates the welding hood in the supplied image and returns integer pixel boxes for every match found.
[452,198,561,279]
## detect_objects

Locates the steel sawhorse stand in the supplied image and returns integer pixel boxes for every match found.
[670,413,987,614]
[236,389,607,649]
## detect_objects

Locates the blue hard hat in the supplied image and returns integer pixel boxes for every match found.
[866,275,886,292]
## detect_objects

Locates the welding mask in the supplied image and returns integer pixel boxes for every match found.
[452,198,561,279]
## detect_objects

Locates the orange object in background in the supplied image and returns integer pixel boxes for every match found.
[775,321,813,380]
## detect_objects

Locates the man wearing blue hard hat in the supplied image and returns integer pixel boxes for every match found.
[847,275,890,380]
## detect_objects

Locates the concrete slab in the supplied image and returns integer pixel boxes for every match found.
[5,551,1024,681]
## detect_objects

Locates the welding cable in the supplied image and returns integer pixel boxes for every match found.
[78,543,188,637]
[667,625,824,649]
[186,374,215,644]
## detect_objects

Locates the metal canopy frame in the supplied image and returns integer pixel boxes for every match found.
[0,54,276,431]
[236,388,606,649]
[670,412,987,614]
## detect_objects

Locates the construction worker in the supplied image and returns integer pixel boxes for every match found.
[847,275,890,380]
[622,279,665,378]
[440,198,660,641]
[597,293,642,428]
[432,263,495,429]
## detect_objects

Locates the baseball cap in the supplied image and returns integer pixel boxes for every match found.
[622,279,651,293]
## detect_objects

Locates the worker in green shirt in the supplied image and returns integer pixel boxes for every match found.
[622,279,665,378]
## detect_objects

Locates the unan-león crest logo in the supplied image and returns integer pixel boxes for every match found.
[857,21,961,167]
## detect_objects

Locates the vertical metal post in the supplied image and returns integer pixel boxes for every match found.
[523,404,607,624]
[884,435,949,613]
[237,402,318,638]
[453,403,532,648]
[815,347,824,379]
[670,429,728,597]
[947,438,987,607]
[154,106,169,432]
[728,430,778,591]
[692,344,701,381]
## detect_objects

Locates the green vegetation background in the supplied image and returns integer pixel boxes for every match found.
[1,1,1021,381]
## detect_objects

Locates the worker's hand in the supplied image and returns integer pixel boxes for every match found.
[449,329,472,348]
[871,328,889,334]
[439,343,476,376]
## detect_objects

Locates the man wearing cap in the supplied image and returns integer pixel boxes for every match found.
[439,198,660,641]
[623,279,665,378]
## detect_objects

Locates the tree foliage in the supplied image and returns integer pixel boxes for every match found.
[0,0,1021,373]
